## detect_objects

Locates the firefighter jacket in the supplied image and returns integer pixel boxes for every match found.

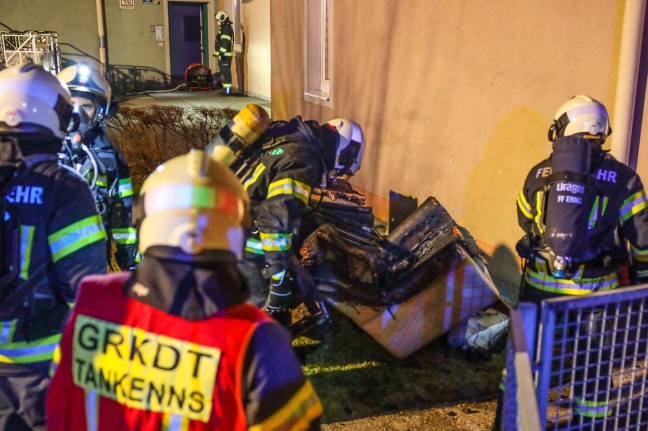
[516,150,648,297]
[47,257,323,430]
[79,128,138,269]
[214,20,234,61]
[241,118,328,278]
[0,148,107,376]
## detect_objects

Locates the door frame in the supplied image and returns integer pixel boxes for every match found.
[163,0,215,79]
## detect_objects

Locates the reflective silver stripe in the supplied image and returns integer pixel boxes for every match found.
[168,414,184,431]
[620,190,648,223]
[85,389,98,431]
[49,215,106,262]
[0,320,15,344]
[260,232,292,252]
[0,333,61,363]
[19,225,35,280]
[118,179,133,198]
[112,228,137,244]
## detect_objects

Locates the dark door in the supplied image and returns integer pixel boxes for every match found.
[168,2,207,84]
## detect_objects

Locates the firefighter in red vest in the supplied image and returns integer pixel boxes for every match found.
[46,149,323,430]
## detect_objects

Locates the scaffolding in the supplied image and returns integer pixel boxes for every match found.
[0,31,61,73]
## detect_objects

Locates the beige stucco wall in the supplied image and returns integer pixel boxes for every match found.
[0,0,102,68]
[0,0,167,75]
[0,0,272,97]
[240,0,271,98]
[270,0,648,288]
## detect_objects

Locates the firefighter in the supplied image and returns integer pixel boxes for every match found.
[213,10,234,95]
[46,149,323,430]
[235,117,365,325]
[58,63,138,270]
[495,95,648,428]
[0,64,107,431]
[517,96,648,301]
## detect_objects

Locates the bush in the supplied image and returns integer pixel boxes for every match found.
[105,105,237,189]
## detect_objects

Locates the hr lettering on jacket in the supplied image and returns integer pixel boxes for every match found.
[72,315,221,422]
[535,167,618,184]
[5,185,43,204]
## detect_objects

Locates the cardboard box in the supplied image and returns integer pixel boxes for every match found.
[328,255,497,358]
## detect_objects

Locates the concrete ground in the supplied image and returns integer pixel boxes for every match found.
[118,88,272,117]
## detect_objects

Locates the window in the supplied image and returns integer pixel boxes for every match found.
[304,0,333,107]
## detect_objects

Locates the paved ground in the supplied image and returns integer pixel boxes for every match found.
[118,88,272,116]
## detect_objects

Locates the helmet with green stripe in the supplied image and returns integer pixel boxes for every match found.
[134,149,251,260]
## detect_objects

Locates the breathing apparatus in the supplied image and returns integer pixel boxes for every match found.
[207,104,270,177]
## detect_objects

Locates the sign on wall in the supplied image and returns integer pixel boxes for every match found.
[120,0,134,9]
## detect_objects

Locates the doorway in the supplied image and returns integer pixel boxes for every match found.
[168,2,209,85]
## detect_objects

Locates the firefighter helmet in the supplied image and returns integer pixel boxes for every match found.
[135,149,250,259]
[548,95,611,142]
[58,63,112,127]
[215,10,229,23]
[326,118,365,176]
[0,63,74,139]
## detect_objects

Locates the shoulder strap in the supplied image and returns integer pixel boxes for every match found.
[0,154,60,318]
[0,261,50,320]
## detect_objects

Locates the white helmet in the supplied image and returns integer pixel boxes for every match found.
[0,63,74,140]
[134,149,250,259]
[58,63,112,127]
[326,118,365,176]
[548,95,610,142]
[215,10,229,23]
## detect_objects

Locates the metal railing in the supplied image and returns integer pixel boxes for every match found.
[503,284,648,430]
[0,31,61,73]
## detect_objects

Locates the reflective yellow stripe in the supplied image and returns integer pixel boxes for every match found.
[118,178,133,198]
[588,195,599,228]
[620,190,648,223]
[50,344,62,377]
[267,178,311,204]
[0,333,62,364]
[19,225,35,280]
[112,227,137,245]
[49,215,106,262]
[517,190,532,219]
[248,380,322,431]
[245,237,264,255]
[260,232,292,252]
[631,244,648,262]
[533,190,545,234]
[0,320,17,344]
[574,397,613,418]
[244,163,266,190]
[525,267,618,295]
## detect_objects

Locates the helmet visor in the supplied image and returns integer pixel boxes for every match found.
[337,140,362,175]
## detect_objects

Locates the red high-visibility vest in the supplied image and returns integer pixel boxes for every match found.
[46,271,270,431]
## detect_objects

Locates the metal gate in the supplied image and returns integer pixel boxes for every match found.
[503,285,648,430]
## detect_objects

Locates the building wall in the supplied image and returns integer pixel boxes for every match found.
[0,0,101,67]
[270,0,648,287]
[0,0,168,87]
[0,0,272,97]
[240,0,271,98]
